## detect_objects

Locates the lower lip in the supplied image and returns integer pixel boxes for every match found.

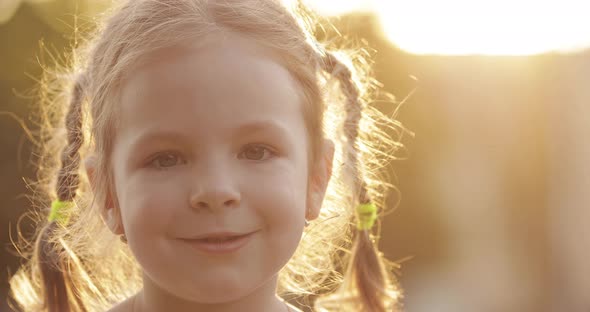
[181,232,255,254]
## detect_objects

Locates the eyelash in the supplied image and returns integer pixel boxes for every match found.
[146,144,277,170]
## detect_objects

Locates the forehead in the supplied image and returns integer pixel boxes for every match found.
[115,34,305,144]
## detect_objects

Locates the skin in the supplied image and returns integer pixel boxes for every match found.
[85,32,335,312]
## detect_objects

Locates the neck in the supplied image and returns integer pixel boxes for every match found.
[134,273,292,312]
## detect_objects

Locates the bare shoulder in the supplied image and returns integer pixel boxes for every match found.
[105,296,135,312]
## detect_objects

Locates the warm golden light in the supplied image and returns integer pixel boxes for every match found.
[302,0,590,55]
[302,0,372,16]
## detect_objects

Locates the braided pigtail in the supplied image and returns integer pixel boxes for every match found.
[34,74,88,312]
[315,52,400,312]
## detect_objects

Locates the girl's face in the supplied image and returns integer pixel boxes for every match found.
[106,34,332,307]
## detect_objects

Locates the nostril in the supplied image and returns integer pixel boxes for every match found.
[224,199,238,206]
[192,199,238,211]
[189,189,241,211]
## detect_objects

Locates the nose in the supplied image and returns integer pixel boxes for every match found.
[188,162,241,212]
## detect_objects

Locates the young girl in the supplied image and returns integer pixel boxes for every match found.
[8,0,405,311]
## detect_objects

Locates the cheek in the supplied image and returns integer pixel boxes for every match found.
[248,163,307,228]
[253,169,307,265]
[119,174,187,237]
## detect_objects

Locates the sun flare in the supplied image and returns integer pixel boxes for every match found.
[302,0,590,55]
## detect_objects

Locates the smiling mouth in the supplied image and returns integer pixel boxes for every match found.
[196,234,248,243]
[179,232,256,254]
[185,231,255,241]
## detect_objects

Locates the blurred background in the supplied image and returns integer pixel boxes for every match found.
[1,0,589,311]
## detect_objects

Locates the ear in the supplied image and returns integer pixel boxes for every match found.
[84,154,125,236]
[306,138,335,221]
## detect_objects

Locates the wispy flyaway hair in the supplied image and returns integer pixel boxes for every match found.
[8,1,407,311]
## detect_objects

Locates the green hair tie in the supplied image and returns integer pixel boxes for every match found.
[356,202,377,230]
[48,200,73,226]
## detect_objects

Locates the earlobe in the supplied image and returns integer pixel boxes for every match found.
[84,155,98,191]
[324,139,335,178]
[306,138,335,221]
[104,208,125,236]
[84,154,124,236]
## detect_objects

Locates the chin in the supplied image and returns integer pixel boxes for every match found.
[182,286,249,304]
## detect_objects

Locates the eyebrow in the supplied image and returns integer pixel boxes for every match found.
[128,120,291,152]
[232,120,290,137]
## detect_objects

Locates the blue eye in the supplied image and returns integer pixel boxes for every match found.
[239,144,275,161]
[148,152,185,169]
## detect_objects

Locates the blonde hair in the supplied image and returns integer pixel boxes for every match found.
[8,0,406,311]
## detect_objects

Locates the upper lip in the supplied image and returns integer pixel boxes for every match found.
[181,231,255,240]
